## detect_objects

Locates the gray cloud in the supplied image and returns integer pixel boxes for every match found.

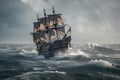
[54,0,120,44]
[0,0,35,43]
[0,0,120,44]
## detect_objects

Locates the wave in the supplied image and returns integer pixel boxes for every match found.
[21,49,37,54]
[80,42,113,52]
[88,59,112,67]
[69,50,90,58]
[5,70,67,80]
[78,43,120,58]
[0,44,120,80]
[54,50,90,59]
[80,42,100,50]
[86,42,99,48]
[97,54,109,57]
[57,60,114,75]
[17,49,38,57]
[0,60,24,72]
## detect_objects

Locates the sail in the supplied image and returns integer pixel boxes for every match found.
[32,8,71,44]
[34,22,40,27]
[32,30,46,43]
[38,17,50,30]
[48,14,64,27]
[48,28,55,36]
[56,26,65,36]
[37,14,64,29]
[49,20,54,28]
[38,30,46,38]
[47,28,56,41]
[57,26,65,33]
[34,27,38,32]
[33,22,40,32]
[38,17,45,24]
[40,24,45,30]
[57,15,64,25]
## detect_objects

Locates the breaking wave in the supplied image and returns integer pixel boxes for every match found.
[21,49,37,54]
[88,59,112,67]
[69,50,90,58]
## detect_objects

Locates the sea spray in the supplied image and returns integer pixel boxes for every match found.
[69,50,90,58]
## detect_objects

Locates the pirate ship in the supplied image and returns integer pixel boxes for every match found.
[32,7,71,58]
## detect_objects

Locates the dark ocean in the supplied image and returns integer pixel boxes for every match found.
[0,43,120,80]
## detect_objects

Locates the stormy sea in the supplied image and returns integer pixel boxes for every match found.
[0,43,120,80]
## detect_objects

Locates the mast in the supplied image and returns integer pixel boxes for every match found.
[52,6,59,40]
[37,14,39,21]
[44,9,50,42]
[44,9,47,26]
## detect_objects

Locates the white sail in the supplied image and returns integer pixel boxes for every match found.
[57,16,64,25]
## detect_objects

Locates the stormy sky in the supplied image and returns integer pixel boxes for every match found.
[0,0,120,44]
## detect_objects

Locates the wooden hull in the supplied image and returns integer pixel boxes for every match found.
[36,36,71,58]
[39,47,69,58]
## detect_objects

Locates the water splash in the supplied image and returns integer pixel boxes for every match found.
[69,50,90,58]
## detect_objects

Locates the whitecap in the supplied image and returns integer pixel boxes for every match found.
[88,59,112,67]
[69,50,90,58]
[43,70,66,75]
[21,49,37,54]
[97,54,109,57]
[33,67,43,71]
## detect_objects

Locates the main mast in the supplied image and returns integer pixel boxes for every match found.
[52,6,59,40]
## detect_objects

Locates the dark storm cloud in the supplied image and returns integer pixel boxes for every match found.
[0,0,35,43]
[0,0,120,44]
[0,0,30,28]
